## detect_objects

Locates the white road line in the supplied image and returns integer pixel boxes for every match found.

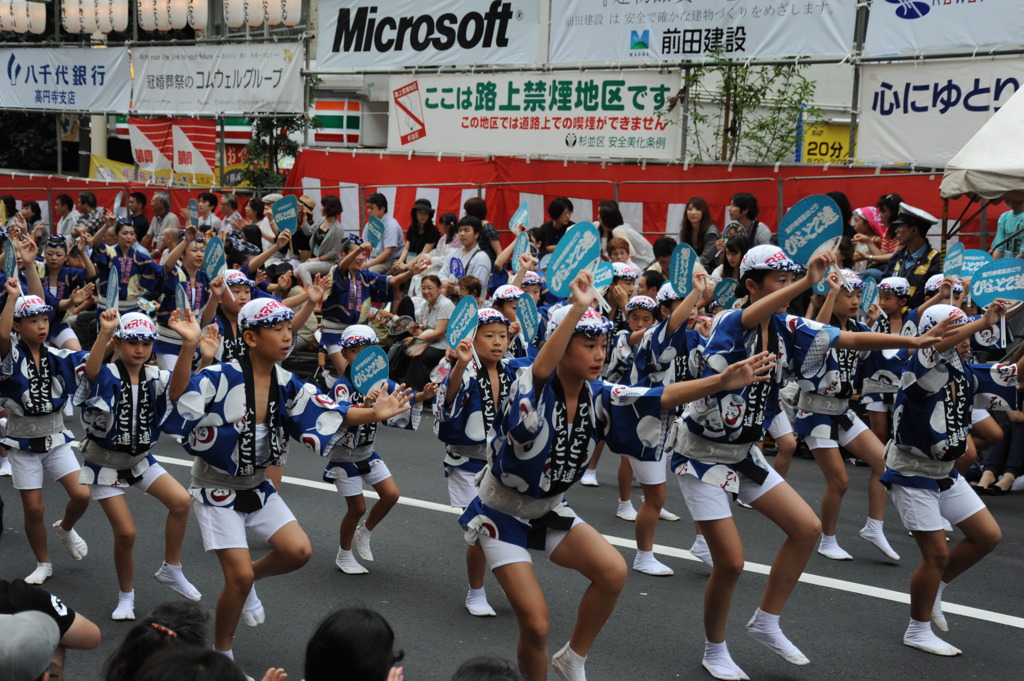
[153,454,1024,630]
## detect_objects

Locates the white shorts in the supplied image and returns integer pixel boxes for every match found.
[88,463,167,501]
[865,401,892,414]
[51,327,79,348]
[331,458,393,497]
[191,493,297,552]
[767,412,793,439]
[804,415,870,451]
[479,517,584,569]
[9,444,81,491]
[325,343,342,356]
[888,476,986,532]
[446,466,479,509]
[677,466,785,522]
[971,408,991,425]
[624,455,667,486]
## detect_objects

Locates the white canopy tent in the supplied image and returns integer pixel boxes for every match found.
[941,84,1024,202]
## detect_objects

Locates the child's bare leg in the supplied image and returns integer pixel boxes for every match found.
[492,561,549,681]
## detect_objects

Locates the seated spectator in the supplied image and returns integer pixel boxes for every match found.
[458,275,483,305]
[976,410,1024,495]
[538,197,574,253]
[305,607,403,681]
[649,236,676,274]
[103,602,208,681]
[0,610,60,681]
[397,275,452,390]
[134,648,247,681]
[451,656,523,681]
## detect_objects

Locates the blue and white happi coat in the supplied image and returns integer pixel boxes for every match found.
[0,343,87,452]
[162,360,353,509]
[859,310,917,406]
[882,348,1019,491]
[323,374,420,483]
[668,310,841,492]
[154,266,211,355]
[459,366,664,549]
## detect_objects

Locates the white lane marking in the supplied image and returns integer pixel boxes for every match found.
[153,454,1024,630]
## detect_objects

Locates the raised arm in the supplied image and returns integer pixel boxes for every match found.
[509,253,535,289]
[0,277,21,357]
[533,270,594,386]
[77,235,97,279]
[665,270,709,336]
[162,227,192,273]
[167,308,201,402]
[90,210,113,250]
[200,275,224,328]
[17,236,44,300]
[444,338,474,406]
[741,251,834,330]
[86,309,120,381]
[660,351,776,410]
[247,230,291,274]
[815,271,841,324]
[291,274,326,333]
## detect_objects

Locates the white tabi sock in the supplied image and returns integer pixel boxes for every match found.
[241,585,265,626]
[701,640,749,681]
[465,587,496,617]
[745,608,809,665]
[903,618,961,656]
[817,533,853,561]
[932,581,949,632]
[551,642,587,681]
[632,550,674,576]
[112,590,135,621]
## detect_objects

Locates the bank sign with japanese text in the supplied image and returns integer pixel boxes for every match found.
[317,0,541,69]
[388,72,681,160]
[131,43,304,116]
[0,47,130,112]
[548,0,854,63]
[858,58,1024,167]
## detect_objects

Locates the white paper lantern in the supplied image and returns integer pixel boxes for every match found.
[27,1,45,33]
[137,0,156,31]
[187,0,207,30]
[223,0,244,29]
[281,0,299,28]
[154,0,171,30]
[111,0,127,32]
[244,0,262,29]
[0,2,12,32]
[95,0,113,33]
[263,0,281,27]
[61,0,81,33]
[8,0,30,32]
[168,0,187,29]
[78,0,97,33]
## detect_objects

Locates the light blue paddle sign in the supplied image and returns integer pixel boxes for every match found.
[106,265,120,311]
[961,249,992,278]
[511,231,531,273]
[367,215,385,247]
[113,191,122,216]
[668,242,699,297]
[943,242,965,277]
[446,295,480,349]
[350,345,390,396]
[860,276,878,316]
[547,221,601,298]
[970,258,1024,308]
[448,255,465,279]
[175,283,190,315]
[203,236,227,281]
[779,195,843,264]
[714,277,738,309]
[187,199,200,228]
[509,200,530,232]
[813,275,829,296]
[591,261,615,294]
[516,290,540,343]
[272,195,299,235]
[3,239,16,280]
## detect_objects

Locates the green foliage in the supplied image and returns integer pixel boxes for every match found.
[680,50,823,163]
[240,76,323,190]
[0,112,58,171]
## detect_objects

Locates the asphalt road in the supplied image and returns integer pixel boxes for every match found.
[1,413,1022,681]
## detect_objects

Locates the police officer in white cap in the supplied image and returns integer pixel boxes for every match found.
[880,203,941,309]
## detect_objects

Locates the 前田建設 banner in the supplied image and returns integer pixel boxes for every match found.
[131,43,305,115]
[0,47,131,112]
[317,0,542,69]
[388,72,681,160]
[548,0,854,64]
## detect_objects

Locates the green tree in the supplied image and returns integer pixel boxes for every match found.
[678,50,822,163]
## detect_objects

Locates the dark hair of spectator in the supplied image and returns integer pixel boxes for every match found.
[451,655,524,681]
[103,602,208,681]
[55,194,74,211]
[411,198,436,226]
[547,197,573,221]
[198,192,219,207]
[366,193,388,212]
[134,647,245,681]
[321,195,343,218]
[439,212,458,238]
[652,236,677,259]
[722,234,752,279]
[598,200,624,231]
[130,191,148,208]
[640,269,665,291]
[22,201,42,223]
[459,275,482,299]
[242,224,263,248]
[77,192,97,210]
[305,608,403,681]
[458,215,482,236]
[247,197,265,221]
[730,192,758,221]
[680,196,713,249]
[220,195,238,212]
[463,197,487,221]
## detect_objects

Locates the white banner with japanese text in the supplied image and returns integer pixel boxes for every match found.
[864,1,1024,56]
[316,0,541,69]
[0,47,130,112]
[131,43,304,115]
[857,59,1024,167]
[387,71,681,160]
[548,0,855,64]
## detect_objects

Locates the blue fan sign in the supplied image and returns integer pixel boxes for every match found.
[669,242,699,297]
[175,283,190,316]
[960,249,992,278]
[351,345,390,396]
[813,275,829,296]
[106,265,120,312]
[516,290,540,343]
[548,222,601,297]
[511,231,531,273]
[3,239,16,280]
[448,256,465,279]
[446,295,480,349]
[591,261,615,294]
[366,215,386,247]
[779,195,843,264]
[943,242,965,277]
[187,199,200,228]
[113,191,122,216]
[714,277,738,309]
[970,258,1024,309]
[860,276,878,316]
[203,236,227,281]
[509,201,530,232]
[272,195,300,235]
